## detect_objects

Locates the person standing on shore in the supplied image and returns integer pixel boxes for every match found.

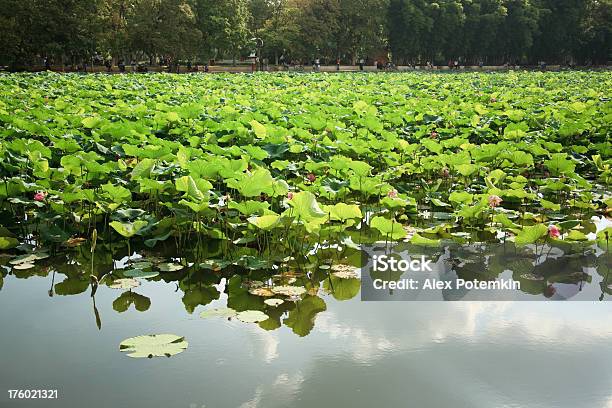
[105,55,112,72]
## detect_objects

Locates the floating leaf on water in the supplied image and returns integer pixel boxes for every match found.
[9,253,49,265]
[272,285,307,297]
[64,237,86,248]
[131,262,153,269]
[109,278,140,289]
[199,308,237,319]
[123,269,159,279]
[119,334,188,358]
[158,263,184,272]
[249,287,275,297]
[199,259,232,271]
[142,256,166,264]
[264,298,284,307]
[331,265,359,279]
[520,273,545,281]
[13,262,35,270]
[236,310,269,323]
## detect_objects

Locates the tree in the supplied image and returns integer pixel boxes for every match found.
[128,0,201,62]
[387,0,433,63]
[195,0,250,62]
[577,0,611,64]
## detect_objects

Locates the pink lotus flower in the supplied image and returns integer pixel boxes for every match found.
[440,167,450,178]
[430,131,438,139]
[34,192,46,202]
[306,173,316,182]
[387,189,398,199]
[488,195,502,208]
[548,225,561,239]
[287,192,294,200]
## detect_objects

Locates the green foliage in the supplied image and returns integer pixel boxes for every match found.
[0,0,608,66]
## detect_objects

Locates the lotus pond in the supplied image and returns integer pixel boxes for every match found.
[0,71,611,407]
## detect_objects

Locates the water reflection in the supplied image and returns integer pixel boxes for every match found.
[0,238,610,339]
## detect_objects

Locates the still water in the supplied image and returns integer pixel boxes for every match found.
[1,248,612,408]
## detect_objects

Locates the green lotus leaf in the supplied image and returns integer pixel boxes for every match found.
[248,214,281,230]
[109,278,140,290]
[119,334,188,358]
[322,203,362,221]
[370,216,406,240]
[123,269,159,279]
[250,120,267,139]
[410,233,442,246]
[264,299,284,307]
[109,220,147,238]
[449,191,474,205]
[199,308,237,319]
[271,285,307,297]
[545,153,576,175]
[236,310,269,323]
[0,237,19,250]
[514,224,548,245]
[175,176,211,201]
[158,263,184,272]
[288,191,326,221]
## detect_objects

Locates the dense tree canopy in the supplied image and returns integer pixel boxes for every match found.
[0,0,609,67]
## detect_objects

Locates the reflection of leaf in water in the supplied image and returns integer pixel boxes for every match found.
[227,275,265,311]
[323,275,360,301]
[284,295,326,337]
[93,298,102,330]
[55,276,90,295]
[119,334,188,358]
[259,301,293,331]
[182,285,220,314]
[113,291,151,313]
[507,258,535,275]
[0,273,3,290]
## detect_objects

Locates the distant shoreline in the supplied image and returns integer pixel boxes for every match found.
[2,65,611,74]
